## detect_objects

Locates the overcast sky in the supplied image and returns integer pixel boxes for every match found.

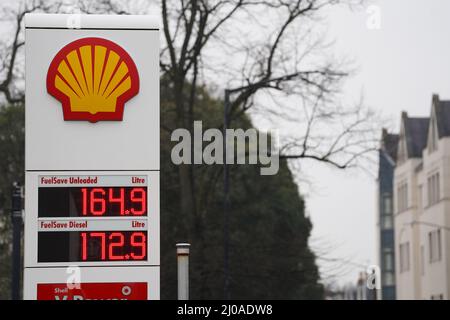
[304,0,450,285]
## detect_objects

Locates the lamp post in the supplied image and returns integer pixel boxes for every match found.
[223,89,231,300]
[222,79,280,299]
[11,182,23,300]
[176,243,190,300]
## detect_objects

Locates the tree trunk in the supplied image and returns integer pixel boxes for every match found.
[178,164,194,220]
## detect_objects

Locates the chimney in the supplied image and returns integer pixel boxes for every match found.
[432,93,440,108]
[401,111,408,119]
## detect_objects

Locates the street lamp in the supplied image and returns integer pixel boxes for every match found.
[222,79,281,299]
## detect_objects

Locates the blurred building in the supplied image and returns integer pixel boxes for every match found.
[323,283,356,300]
[393,94,450,300]
[356,272,377,300]
[343,284,357,300]
[324,273,377,300]
[377,129,398,299]
[393,111,428,299]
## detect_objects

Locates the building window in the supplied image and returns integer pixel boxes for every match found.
[383,248,394,271]
[428,118,438,153]
[383,194,392,214]
[397,181,408,212]
[421,245,425,276]
[429,229,442,263]
[381,215,393,230]
[398,135,407,164]
[418,185,423,212]
[381,194,393,230]
[399,242,410,272]
[427,172,440,206]
[383,272,395,286]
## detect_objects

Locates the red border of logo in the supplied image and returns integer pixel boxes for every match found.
[47,37,139,123]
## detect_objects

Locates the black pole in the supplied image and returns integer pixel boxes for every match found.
[11,182,22,300]
[223,89,231,300]
[222,80,278,299]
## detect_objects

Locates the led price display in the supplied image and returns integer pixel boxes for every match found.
[38,187,147,217]
[38,231,147,262]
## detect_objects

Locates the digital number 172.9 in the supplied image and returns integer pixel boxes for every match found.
[80,231,147,261]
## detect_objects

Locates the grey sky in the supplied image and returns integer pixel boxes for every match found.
[305,0,450,285]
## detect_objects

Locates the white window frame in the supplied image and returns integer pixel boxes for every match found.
[383,247,394,271]
[429,229,442,263]
[428,117,438,153]
[397,181,408,212]
[428,172,440,206]
[399,242,410,273]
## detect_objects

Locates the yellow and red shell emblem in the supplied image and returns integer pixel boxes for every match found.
[47,37,139,122]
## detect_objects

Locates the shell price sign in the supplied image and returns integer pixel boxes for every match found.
[24,14,160,300]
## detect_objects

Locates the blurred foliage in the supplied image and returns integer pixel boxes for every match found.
[160,80,323,299]
[0,103,24,299]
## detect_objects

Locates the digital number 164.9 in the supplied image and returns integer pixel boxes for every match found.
[81,187,146,216]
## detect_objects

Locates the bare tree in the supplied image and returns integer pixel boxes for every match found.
[0,0,65,105]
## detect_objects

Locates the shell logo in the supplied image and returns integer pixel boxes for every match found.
[47,37,139,123]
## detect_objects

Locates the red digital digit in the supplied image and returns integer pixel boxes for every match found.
[130,188,146,216]
[108,232,125,260]
[109,188,125,215]
[90,232,106,260]
[80,232,87,260]
[81,188,88,216]
[130,232,146,260]
[90,188,106,215]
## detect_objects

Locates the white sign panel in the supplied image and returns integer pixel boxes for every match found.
[25,14,159,171]
[24,267,159,300]
[24,14,160,300]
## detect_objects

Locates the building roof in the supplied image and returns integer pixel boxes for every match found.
[385,95,450,163]
[381,128,399,162]
[433,95,450,138]
[402,112,429,158]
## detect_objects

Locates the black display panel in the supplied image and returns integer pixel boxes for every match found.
[38,187,147,217]
[38,231,147,262]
